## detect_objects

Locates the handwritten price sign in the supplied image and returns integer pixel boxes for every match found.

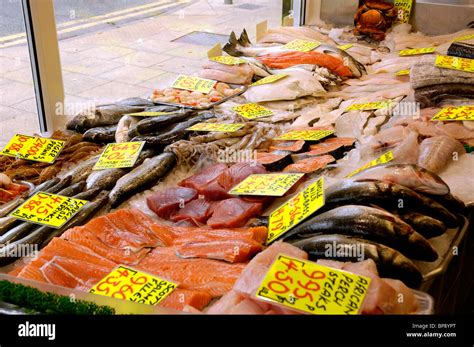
[394,0,413,24]
[399,47,435,56]
[10,192,87,228]
[127,111,174,117]
[256,255,371,315]
[93,141,144,170]
[251,74,287,86]
[232,103,273,119]
[346,151,394,178]
[1,134,65,163]
[453,34,474,42]
[435,55,474,73]
[346,101,392,112]
[171,74,217,94]
[267,178,325,244]
[276,130,334,141]
[338,44,353,51]
[209,56,247,65]
[186,122,245,132]
[284,39,320,52]
[431,106,474,121]
[229,173,304,196]
[90,265,177,306]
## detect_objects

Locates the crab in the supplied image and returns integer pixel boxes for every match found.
[354,0,398,41]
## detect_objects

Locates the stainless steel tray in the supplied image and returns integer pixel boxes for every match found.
[151,86,247,111]
[416,215,469,286]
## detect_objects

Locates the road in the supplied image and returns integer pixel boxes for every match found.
[0,0,180,37]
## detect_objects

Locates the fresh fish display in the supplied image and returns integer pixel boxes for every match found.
[200,60,254,85]
[418,136,466,174]
[396,212,446,239]
[290,234,423,287]
[352,164,450,195]
[108,152,176,207]
[59,156,101,184]
[324,179,458,227]
[280,205,438,261]
[82,124,117,143]
[133,109,195,136]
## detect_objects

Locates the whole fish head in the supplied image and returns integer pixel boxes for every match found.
[315,44,367,78]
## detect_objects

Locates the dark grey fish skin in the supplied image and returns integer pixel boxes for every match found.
[280,205,438,261]
[60,156,100,184]
[447,41,474,59]
[56,181,86,197]
[45,176,73,194]
[109,152,176,207]
[0,197,25,219]
[424,192,466,214]
[83,124,118,143]
[397,212,446,239]
[134,109,196,136]
[0,216,18,236]
[73,187,102,201]
[28,178,60,196]
[325,179,458,227]
[132,111,216,147]
[291,234,423,288]
[415,83,474,108]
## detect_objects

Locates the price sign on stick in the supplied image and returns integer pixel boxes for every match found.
[1,134,65,163]
[229,173,304,196]
[93,142,144,170]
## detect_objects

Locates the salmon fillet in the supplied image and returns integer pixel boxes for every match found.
[159,289,212,311]
[283,155,335,173]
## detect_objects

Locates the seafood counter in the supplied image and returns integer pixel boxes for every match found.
[0,20,473,315]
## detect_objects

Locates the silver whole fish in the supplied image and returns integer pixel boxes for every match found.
[60,156,100,184]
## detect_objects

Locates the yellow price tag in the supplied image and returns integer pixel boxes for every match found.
[435,55,474,73]
[90,265,177,305]
[399,47,435,56]
[338,44,354,51]
[267,178,325,244]
[284,39,321,52]
[171,74,217,94]
[232,103,273,119]
[345,101,392,112]
[346,151,394,178]
[209,56,247,65]
[394,0,413,24]
[10,192,87,228]
[251,74,287,86]
[431,106,474,121]
[395,69,410,76]
[1,134,65,164]
[127,111,174,117]
[186,123,245,132]
[93,141,144,170]
[256,255,371,315]
[453,34,474,42]
[276,130,334,141]
[229,173,304,196]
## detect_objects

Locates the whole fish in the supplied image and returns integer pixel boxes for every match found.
[60,156,100,184]
[73,187,102,201]
[418,135,466,174]
[291,234,422,287]
[28,177,60,196]
[134,109,196,136]
[43,176,73,194]
[325,179,458,227]
[281,205,438,261]
[126,106,182,140]
[83,124,117,143]
[352,164,450,195]
[109,152,176,207]
[397,212,446,238]
[132,112,215,147]
[86,149,157,190]
[0,191,109,265]
[116,115,139,143]
[0,197,25,219]
[425,192,466,214]
[66,98,153,132]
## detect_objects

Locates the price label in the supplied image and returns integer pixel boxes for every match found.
[276,130,334,141]
[209,56,247,65]
[267,178,325,244]
[345,101,392,111]
[127,111,173,117]
[1,134,65,164]
[93,142,144,170]
[171,74,217,94]
[399,47,435,56]
[10,192,87,228]
[431,106,474,121]
[338,44,353,51]
[90,265,177,305]
[251,74,287,86]
[453,34,474,42]
[394,0,413,24]
[395,69,410,76]
[435,55,474,73]
[186,123,245,132]
[256,255,371,315]
[284,39,321,52]
[346,151,394,178]
[229,173,304,196]
[232,103,273,119]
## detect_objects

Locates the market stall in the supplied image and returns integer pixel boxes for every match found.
[0,0,473,316]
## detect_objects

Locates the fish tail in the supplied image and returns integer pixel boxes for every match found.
[238,29,252,47]
[223,31,245,57]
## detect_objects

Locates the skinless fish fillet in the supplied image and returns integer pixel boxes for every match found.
[418,135,466,173]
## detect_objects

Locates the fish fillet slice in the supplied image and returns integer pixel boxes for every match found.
[16,258,49,283]
[159,289,212,311]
